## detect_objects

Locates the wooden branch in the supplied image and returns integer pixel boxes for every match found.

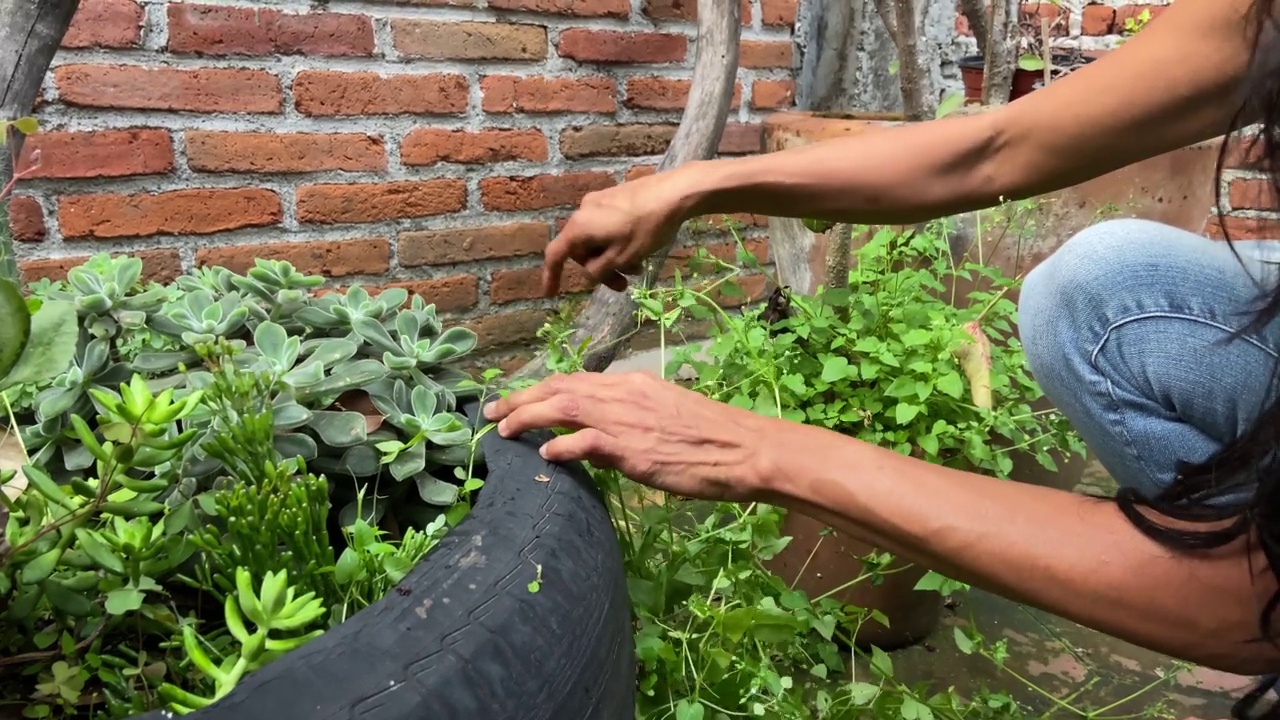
[872,0,933,120]
[511,0,741,381]
[2,0,79,168]
[981,0,1018,105]
[958,0,989,54]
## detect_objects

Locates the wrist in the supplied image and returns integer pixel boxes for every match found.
[671,157,748,221]
[739,415,809,504]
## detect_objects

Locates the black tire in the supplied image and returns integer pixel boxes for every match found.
[130,399,635,720]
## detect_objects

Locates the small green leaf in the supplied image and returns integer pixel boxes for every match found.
[0,280,31,384]
[11,117,39,135]
[894,402,921,425]
[19,548,60,585]
[870,645,894,678]
[935,92,966,119]
[820,356,853,383]
[104,587,145,615]
[334,548,363,586]
[1,299,77,389]
[953,626,974,654]
[1017,53,1046,72]
[936,371,965,399]
[675,699,706,720]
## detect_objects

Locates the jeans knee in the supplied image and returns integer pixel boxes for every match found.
[1018,219,1169,389]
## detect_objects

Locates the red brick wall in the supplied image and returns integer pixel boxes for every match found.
[7,0,795,365]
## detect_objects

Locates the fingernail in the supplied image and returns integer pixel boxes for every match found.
[496,419,508,437]
[538,444,549,459]
[483,402,497,420]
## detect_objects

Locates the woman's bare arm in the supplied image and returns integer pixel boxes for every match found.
[758,421,1279,676]
[679,0,1258,226]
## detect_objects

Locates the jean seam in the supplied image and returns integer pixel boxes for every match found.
[1088,311,1280,494]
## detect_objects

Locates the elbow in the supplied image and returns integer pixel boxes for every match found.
[939,106,1034,214]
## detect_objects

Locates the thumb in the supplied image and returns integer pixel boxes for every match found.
[540,428,622,467]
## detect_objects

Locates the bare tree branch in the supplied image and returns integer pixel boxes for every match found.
[511,0,742,381]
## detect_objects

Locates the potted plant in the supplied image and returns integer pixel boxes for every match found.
[0,252,634,719]
[627,222,1082,649]
[956,1,1096,104]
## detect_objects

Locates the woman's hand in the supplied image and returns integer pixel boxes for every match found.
[543,167,706,297]
[483,372,775,502]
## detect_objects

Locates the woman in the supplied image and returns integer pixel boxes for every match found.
[484,0,1280,707]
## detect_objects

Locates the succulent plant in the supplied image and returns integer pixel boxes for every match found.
[41,250,168,343]
[11,254,487,533]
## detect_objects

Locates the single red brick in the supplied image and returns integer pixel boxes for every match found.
[718,122,763,154]
[186,132,386,173]
[490,264,594,302]
[739,39,793,69]
[467,308,553,350]
[167,4,375,56]
[196,238,390,276]
[390,19,547,60]
[401,128,548,165]
[55,65,282,113]
[761,0,797,26]
[663,238,769,279]
[480,172,615,211]
[481,75,616,113]
[20,249,182,285]
[18,129,173,179]
[642,0,752,25]
[557,29,687,64]
[1080,4,1116,35]
[751,79,795,109]
[398,222,550,266]
[624,76,742,110]
[62,0,144,48]
[59,188,282,240]
[487,0,628,17]
[296,180,467,224]
[6,196,45,242]
[383,275,478,312]
[1204,214,1280,241]
[293,71,468,116]
[1229,178,1278,212]
[560,124,677,158]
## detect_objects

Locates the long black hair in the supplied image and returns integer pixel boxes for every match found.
[1113,2,1280,716]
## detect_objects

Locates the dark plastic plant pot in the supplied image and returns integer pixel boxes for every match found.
[128,399,635,720]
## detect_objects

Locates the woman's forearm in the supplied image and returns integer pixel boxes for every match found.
[755,419,1278,675]
[673,0,1252,229]
[684,113,1014,226]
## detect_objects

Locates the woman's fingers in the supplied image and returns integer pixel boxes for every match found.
[539,428,622,465]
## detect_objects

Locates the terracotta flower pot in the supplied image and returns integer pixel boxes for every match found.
[759,110,1222,648]
[764,512,943,649]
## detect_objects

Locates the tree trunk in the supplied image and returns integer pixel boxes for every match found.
[511,0,741,381]
[957,0,989,54]
[981,0,1017,105]
[874,0,935,120]
[1,0,80,283]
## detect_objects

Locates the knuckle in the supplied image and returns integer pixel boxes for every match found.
[552,394,581,420]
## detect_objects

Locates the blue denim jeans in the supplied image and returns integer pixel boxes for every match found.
[1017,219,1280,502]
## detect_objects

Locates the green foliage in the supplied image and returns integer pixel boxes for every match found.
[158,568,328,713]
[0,254,484,718]
[536,218,1181,720]
[16,254,482,526]
[664,222,1083,479]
